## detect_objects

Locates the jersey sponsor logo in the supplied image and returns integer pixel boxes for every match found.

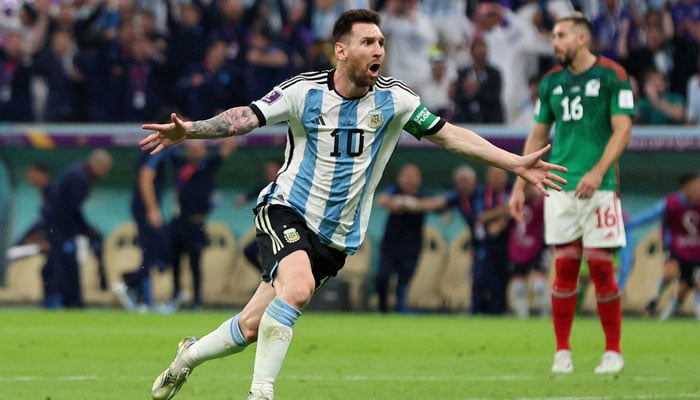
[585,79,600,97]
[368,109,383,128]
[552,85,563,95]
[618,89,634,109]
[262,90,283,104]
[283,227,300,244]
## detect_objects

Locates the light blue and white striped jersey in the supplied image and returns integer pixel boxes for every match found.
[250,69,444,254]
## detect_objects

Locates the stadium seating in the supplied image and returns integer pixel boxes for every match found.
[0,253,45,304]
[407,225,449,310]
[228,227,264,306]
[337,238,372,311]
[439,228,473,313]
[101,222,142,307]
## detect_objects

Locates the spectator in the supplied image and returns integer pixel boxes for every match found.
[380,0,437,91]
[510,75,541,128]
[442,165,480,237]
[507,180,549,319]
[245,20,290,102]
[374,163,444,313]
[452,37,504,123]
[41,149,113,309]
[669,19,700,97]
[620,23,673,85]
[177,39,241,120]
[312,0,373,41]
[636,68,685,125]
[0,30,33,122]
[591,0,638,61]
[670,0,700,40]
[686,54,700,124]
[164,0,208,80]
[420,0,474,70]
[113,147,172,312]
[116,33,165,122]
[474,2,552,124]
[205,0,250,66]
[626,171,700,320]
[34,29,82,122]
[280,0,314,76]
[417,49,457,120]
[167,138,237,311]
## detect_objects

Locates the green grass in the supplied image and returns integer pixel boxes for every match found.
[1,309,699,400]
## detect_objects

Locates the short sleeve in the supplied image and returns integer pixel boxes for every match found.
[250,86,294,127]
[533,78,554,124]
[610,74,635,116]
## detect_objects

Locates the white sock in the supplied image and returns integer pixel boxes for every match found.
[177,314,250,370]
[532,278,550,317]
[512,280,529,319]
[250,298,301,399]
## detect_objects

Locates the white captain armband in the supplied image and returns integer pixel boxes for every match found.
[403,105,445,139]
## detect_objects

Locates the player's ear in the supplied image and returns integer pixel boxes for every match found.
[335,41,347,61]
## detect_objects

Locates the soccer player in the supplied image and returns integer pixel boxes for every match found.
[509,12,634,375]
[626,172,700,320]
[142,9,567,400]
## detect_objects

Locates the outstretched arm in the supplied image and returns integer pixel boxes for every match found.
[140,108,260,155]
[427,122,567,195]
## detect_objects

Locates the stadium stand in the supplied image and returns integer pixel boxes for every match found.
[407,225,449,311]
[440,227,473,313]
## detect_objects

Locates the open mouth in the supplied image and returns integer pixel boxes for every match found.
[369,63,381,76]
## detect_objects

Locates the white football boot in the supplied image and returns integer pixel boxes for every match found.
[594,351,625,374]
[551,350,573,373]
[151,336,198,400]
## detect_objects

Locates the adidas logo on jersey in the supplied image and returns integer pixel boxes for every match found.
[552,86,563,95]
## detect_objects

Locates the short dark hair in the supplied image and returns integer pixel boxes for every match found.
[556,12,593,37]
[679,171,700,186]
[332,9,381,44]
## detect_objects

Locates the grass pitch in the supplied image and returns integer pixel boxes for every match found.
[1,309,699,400]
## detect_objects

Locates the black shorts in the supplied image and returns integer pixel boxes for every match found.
[670,253,700,287]
[511,248,549,277]
[254,205,347,289]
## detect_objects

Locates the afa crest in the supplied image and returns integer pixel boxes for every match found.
[283,228,301,244]
[368,110,383,129]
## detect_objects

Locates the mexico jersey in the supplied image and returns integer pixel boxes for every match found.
[534,57,635,191]
[249,69,444,254]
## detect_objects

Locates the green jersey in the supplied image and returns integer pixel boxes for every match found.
[534,56,635,191]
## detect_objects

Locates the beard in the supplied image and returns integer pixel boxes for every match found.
[347,60,378,89]
[556,48,574,68]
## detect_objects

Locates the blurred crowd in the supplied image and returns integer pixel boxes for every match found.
[0,0,699,125]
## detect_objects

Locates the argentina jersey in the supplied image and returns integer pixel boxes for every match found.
[249,70,442,254]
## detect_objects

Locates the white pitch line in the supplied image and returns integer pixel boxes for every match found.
[0,376,98,382]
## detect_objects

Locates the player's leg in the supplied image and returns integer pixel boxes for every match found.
[249,250,312,399]
[694,266,700,320]
[582,191,626,373]
[544,191,583,373]
[511,263,530,319]
[186,222,206,309]
[374,250,395,313]
[551,241,582,356]
[395,251,419,313]
[646,256,679,316]
[660,259,693,320]
[151,282,273,400]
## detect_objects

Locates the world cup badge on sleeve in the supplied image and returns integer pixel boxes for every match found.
[368,110,383,129]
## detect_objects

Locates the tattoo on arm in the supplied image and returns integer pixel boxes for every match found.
[190,107,259,139]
